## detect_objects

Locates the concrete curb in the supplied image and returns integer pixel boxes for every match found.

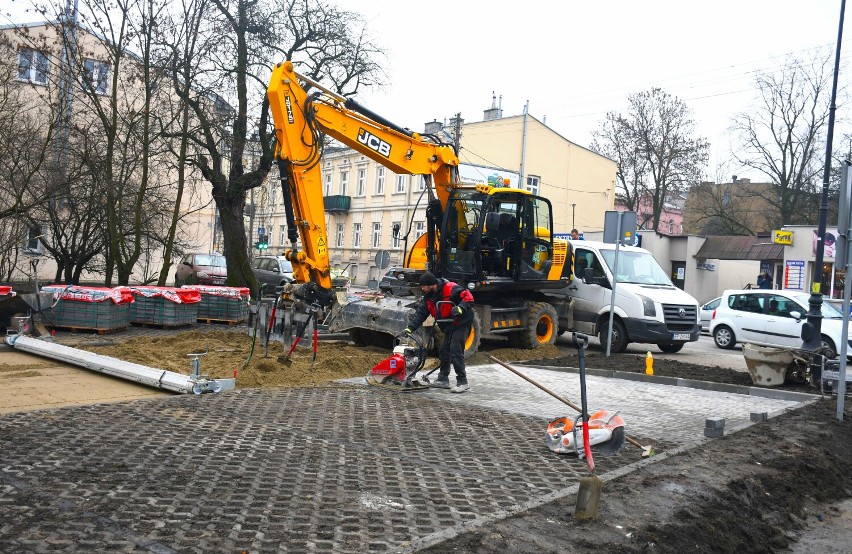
[513,363,821,402]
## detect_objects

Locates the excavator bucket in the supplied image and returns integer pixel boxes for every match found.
[327,295,418,337]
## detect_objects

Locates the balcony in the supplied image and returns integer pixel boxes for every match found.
[324,195,351,214]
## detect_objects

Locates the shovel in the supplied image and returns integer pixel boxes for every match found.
[573,332,602,520]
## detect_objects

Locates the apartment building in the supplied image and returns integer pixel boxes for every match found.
[2,21,217,284]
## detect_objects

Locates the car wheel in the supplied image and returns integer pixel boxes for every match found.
[658,342,685,354]
[713,325,736,349]
[599,317,628,354]
[820,336,837,359]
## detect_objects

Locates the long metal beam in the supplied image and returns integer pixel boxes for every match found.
[5,334,235,395]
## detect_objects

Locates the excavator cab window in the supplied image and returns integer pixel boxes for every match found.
[518,195,554,281]
[442,189,485,277]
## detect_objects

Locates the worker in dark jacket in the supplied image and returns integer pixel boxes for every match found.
[404,272,474,393]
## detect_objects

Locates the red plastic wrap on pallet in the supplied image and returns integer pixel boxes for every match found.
[130,286,201,304]
[181,285,250,299]
[42,285,135,304]
[0,286,14,297]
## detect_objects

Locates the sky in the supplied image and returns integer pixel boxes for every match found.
[3,0,848,181]
[333,0,849,181]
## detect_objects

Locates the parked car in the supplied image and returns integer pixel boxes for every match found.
[174,253,227,286]
[699,297,721,333]
[378,267,417,296]
[709,289,851,358]
[252,255,294,292]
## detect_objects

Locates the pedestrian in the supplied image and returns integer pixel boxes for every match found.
[404,271,474,393]
[757,270,771,289]
[570,229,581,240]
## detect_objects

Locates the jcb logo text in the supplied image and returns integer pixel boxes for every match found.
[357,128,391,157]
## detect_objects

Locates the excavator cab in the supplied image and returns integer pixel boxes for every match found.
[439,186,567,289]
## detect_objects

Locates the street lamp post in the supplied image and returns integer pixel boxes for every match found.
[572,203,576,230]
[803,0,846,373]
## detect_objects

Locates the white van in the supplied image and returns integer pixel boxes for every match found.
[547,240,701,353]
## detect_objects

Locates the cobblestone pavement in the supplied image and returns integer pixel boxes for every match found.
[0,359,813,553]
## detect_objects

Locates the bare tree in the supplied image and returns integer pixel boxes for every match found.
[596,88,708,232]
[160,0,385,292]
[730,52,833,228]
[0,35,56,222]
[591,115,648,212]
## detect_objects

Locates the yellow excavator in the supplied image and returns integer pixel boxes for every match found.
[266,61,573,356]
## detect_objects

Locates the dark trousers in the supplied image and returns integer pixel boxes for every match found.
[438,323,470,384]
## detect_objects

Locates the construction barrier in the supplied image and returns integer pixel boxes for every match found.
[129,286,201,327]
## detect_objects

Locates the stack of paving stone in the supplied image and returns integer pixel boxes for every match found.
[129,286,201,327]
[41,285,134,332]
[181,285,250,323]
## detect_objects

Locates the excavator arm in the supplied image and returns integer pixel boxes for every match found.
[266,61,459,303]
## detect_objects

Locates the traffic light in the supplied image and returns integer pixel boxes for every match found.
[257,235,268,250]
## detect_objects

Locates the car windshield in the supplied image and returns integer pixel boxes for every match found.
[196,254,226,267]
[278,259,292,272]
[791,294,844,319]
[600,250,673,285]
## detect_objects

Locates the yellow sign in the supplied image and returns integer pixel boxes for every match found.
[772,230,793,245]
[317,236,327,256]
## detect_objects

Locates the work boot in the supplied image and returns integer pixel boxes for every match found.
[431,378,451,389]
[450,382,470,394]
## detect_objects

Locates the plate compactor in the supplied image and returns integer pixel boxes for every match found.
[365,332,432,392]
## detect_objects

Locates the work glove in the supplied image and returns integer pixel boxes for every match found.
[453,306,464,316]
[403,328,413,337]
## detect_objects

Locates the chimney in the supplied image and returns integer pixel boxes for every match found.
[731,175,738,183]
[483,91,503,121]
[424,119,443,134]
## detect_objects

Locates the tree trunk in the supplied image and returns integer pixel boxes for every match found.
[216,193,257,293]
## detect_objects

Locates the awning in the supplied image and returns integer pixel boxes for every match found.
[695,236,784,261]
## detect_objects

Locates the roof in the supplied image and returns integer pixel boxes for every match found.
[695,236,784,261]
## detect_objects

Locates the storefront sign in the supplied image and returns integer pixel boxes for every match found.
[696,262,716,271]
[772,230,793,245]
[784,260,805,290]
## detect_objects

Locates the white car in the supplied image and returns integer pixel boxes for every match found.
[699,297,721,333]
[709,289,851,358]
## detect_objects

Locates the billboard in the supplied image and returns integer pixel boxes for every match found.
[457,163,520,188]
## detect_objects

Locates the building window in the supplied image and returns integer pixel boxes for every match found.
[279,225,286,245]
[418,177,426,191]
[17,49,49,85]
[395,174,406,193]
[526,175,539,195]
[83,59,110,95]
[414,221,425,240]
[375,167,385,195]
[339,170,348,196]
[392,221,402,248]
[324,172,332,196]
[372,222,382,248]
[356,168,366,196]
[668,219,674,234]
[353,223,362,247]
[336,223,344,247]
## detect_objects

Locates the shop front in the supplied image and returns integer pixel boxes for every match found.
[780,225,846,298]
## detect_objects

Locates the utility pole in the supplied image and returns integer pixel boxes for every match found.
[519,101,529,190]
[803,0,845,371]
[572,204,576,229]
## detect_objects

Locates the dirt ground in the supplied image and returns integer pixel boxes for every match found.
[40,331,852,551]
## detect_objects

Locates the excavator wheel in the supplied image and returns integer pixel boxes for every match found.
[430,311,481,359]
[517,302,558,349]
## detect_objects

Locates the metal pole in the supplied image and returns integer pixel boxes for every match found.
[837,160,852,420]
[572,204,576,229]
[519,101,529,189]
[606,212,622,356]
[804,0,845,363]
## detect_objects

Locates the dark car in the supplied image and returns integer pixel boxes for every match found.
[174,253,227,286]
[378,267,418,296]
[252,255,294,292]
